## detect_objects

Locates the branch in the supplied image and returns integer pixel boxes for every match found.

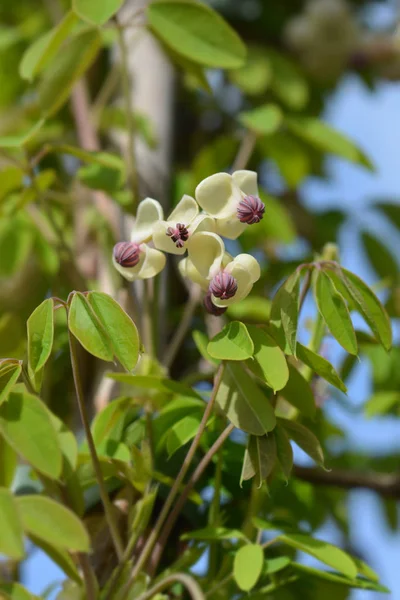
[294,465,400,498]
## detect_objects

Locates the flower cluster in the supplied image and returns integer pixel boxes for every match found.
[113,171,264,315]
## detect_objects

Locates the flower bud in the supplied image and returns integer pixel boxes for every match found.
[113,242,141,268]
[203,291,227,316]
[237,195,265,225]
[209,271,238,300]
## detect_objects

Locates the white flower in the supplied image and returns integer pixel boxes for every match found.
[183,231,261,307]
[195,170,265,240]
[112,197,166,281]
[152,194,215,255]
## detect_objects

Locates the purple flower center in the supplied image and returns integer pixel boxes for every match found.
[237,195,265,225]
[166,223,189,248]
[209,271,238,300]
[203,291,227,316]
[113,242,141,268]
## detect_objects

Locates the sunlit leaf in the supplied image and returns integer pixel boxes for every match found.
[278,418,324,466]
[266,49,308,110]
[364,391,400,418]
[208,321,254,361]
[166,414,202,457]
[0,362,21,406]
[0,436,17,488]
[292,563,389,593]
[0,488,24,559]
[27,298,54,374]
[234,544,264,591]
[296,343,347,393]
[246,325,289,392]
[68,292,114,362]
[181,526,247,541]
[280,364,316,419]
[192,330,219,366]
[73,0,125,25]
[238,104,283,136]
[361,231,399,281]
[270,270,301,356]
[0,582,33,600]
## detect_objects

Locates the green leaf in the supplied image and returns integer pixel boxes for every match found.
[270,270,301,356]
[0,488,24,559]
[0,363,21,406]
[286,117,373,169]
[246,325,289,392]
[266,50,308,110]
[234,544,264,591]
[92,396,132,445]
[181,526,247,541]
[19,11,78,81]
[17,495,90,552]
[240,434,277,488]
[278,418,324,466]
[330,267,392,351]
[77,153,126,193]
[0,166,24,201]
[87,291,140,371]
[296,343,347,393]
[38,29,101,116]
[315,270,357,355]
[257,192,296,244]
[0,390,62,479]
[166,415,202,458]
[229,46,271,96]
[291,563,389,593]
[50,414,78,472]
[216,363,276,436]
[364,391,400,418]
[27,298,54,374]
[361,231,399,281]
[264,556,291,574]
[227,297,271,323]
[73,0,125,25]
[238,104,283,136]
[279,534,357,579]
[0,436,17,488]
[274,426,293,482]
[280,364,316,418]
[147,0,246,69]
[0,119,45,149]
[68,292,114,362]
[192,330,219,366]
[107,373,202,400]
[262,132,310,188]
[207,321,254,361]
[0,583,33,600]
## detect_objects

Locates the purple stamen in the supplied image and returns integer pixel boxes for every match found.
[113,242,141,268]
[166,222,190,248]
[237,195,265,224]
[203,291,227,316]
[209,271,238,300]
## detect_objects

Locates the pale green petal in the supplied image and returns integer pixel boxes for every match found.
[137,245,166,279]
[232,170,259,197]
[168,194,198,224]
[233,253,261,283]
[131,197,163,243]
[190,214,215,235]
[112,248,146,282]
[215,216,247,239]
[212,263,253,307]
[153,221,187,255]
[179,257,209,290]
[187,231,225,279]
[195,173,240,219]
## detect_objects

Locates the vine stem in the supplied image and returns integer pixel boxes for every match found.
[164,285,202,370]
[68,329,124,561]
[149,422,235,576]
[136,573,205,600]
[76,553,97,600]
[231,131,257,171]
[121,363,226,590]
[142,278,155,357]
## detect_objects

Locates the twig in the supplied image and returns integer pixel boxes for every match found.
[135,573,205,600]
[68,330,124,561]
[76,553,97,600]
[231,131,257,172]
[163,285,202,370]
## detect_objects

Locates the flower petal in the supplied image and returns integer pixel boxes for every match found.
[153,221,187,255]
[137,245,166,279]
[195,173,241,219]
[179,257,209,290]
[168,194,198,224]
[232,170,259,197]
[187,231,225,279]
[233,253,261,283]
[190,214,216,235]
[215,216,247,240]
[212,263,253,307]
[131,197,164,243]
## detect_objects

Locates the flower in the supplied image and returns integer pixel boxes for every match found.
[112,197,166,281]
[182,231,261,308]
[152,194,215,255]
[195,170,265,239]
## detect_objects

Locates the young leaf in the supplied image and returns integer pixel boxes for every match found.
[207,321,254,361]
[246,325,289,392]
[147,0,246,69]
[27,298,54,374]
[240,434,277,488]
[73,0,125,25]
[0,390,62,479]
[278,533,357,579]
[238,104,283,136]
[280,364,316,418]
[270,270,301,356]
[216,363,276,436]
[278,418,324,466]
[87,291,140,371]
[274,426,293,482]
[0,488,24,559]
[38,29,101,116]
[314,270,357,355]
[68,292,114,362]
[296,342,347,393]
[233,544,264,591]
[192,330,219,366]
[0,436,17,488]
[0,363,21,406]
[17,495,90,552]
[19,11,78,81]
